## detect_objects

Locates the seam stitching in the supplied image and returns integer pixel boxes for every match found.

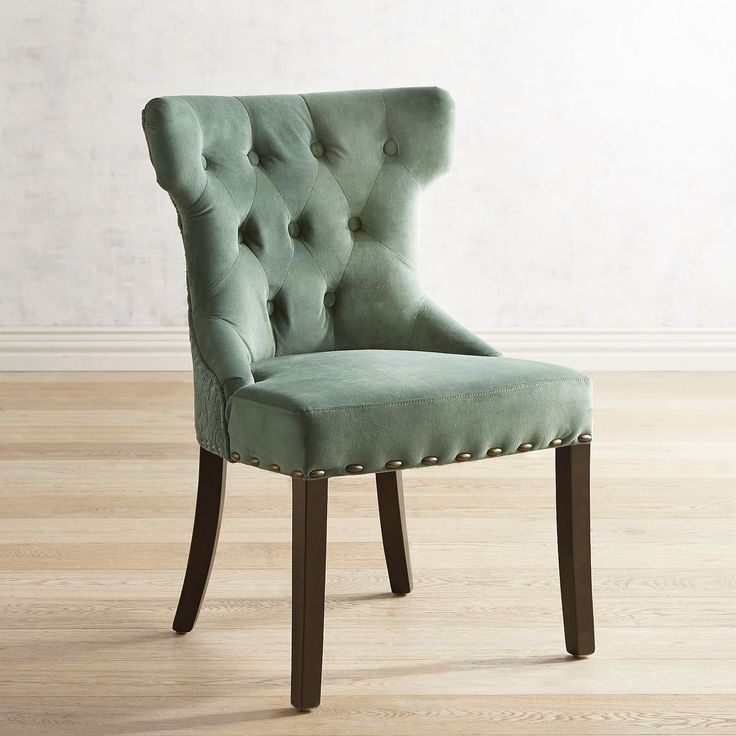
[232,378,589,416]
[398,159,421,187]
[408,294,429,346]
[297,94,354,301]
[299,94,353,212]
[205,251,240,296]
[177,97,210,207]
[274,160,325,297]
[369,234,412,269]
[210,314,255,364]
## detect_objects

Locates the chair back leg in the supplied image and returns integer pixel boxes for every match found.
[173,447,227,634]
[376,470,413,595]
[555,443,595,655]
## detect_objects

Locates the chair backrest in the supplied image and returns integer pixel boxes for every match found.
[143,87,455,397]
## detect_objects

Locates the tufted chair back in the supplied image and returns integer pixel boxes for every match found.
[143,87,496,457]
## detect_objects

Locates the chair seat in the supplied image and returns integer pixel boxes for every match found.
[225,350,592,478]
[227,350,591,477]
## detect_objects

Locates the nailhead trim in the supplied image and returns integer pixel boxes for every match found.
[246,433,582,477]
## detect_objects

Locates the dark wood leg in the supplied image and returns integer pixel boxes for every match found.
[376,471,413,595]
[555,443,595,656]
[172,447,227,634]
[291,476,328,711]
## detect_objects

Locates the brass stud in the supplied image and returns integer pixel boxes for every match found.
[291,470,304,479]
[345,464,364,474]
[578,434,592,443]
[249,456,260,466]
[487,447,503,457]
[455,452,472,462]
[517,443,533,452]
[309,469,326,478]
[421,456,438,465]
[230,452,241,462]
[549,438,563,447]
[385,460,402,470]
[269,464,280,473]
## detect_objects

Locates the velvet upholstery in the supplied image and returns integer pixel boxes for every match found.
[143,87,592,476]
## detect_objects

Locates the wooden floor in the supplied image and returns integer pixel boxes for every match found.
[1,372,735,735]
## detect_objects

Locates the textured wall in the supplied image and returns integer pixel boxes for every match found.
[1,0,734,329]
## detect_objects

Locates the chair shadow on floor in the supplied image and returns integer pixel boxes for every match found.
[20,593,587,735]
[119,707,300,734]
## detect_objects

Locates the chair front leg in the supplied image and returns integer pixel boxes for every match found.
[173,447,227,634]
[555,443,595,655]
[291,476,329,710]
[376,470,413,595]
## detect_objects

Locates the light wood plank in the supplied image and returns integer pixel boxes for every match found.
[0,371,734,734]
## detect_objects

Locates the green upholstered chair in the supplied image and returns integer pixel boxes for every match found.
[142,87,594,710]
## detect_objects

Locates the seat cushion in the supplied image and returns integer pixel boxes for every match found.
[225,350,592,478]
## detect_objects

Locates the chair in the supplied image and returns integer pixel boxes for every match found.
[142,87,594,710]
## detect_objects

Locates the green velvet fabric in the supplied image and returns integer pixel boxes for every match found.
[227,350,591,477]
[142,87,592,476]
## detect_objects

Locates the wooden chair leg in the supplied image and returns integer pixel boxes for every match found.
[555,443,595,656]
[376,470,413,595]
[291,476,329,711]
[172,447,227,634]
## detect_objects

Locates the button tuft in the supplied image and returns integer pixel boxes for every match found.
[348,217,361,232]
[266,301,274,316]
[247,150,260,166]
[288,221,300,238]
[310,142,324,158]
[323,292,335,308]
[383,139,398,156]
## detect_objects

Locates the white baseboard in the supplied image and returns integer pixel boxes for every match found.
[0,327,734,371]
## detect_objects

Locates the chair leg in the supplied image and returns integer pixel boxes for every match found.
[172,447,227,634]
[555,443,595,656]
[291,476,329,711]
[376,470,413,595]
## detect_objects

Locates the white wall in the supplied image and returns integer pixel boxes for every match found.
[1,1,734,350]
